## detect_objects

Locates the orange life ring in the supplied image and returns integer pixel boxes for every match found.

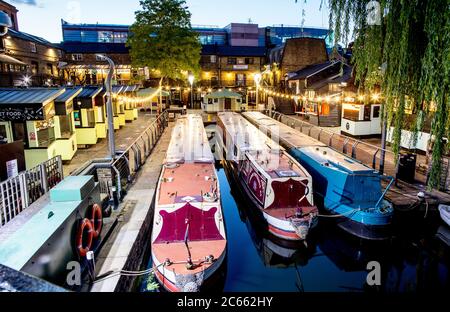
[90,204,103,239]
[76,218,94,258]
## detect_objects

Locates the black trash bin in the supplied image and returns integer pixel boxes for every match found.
[397,153,417,183]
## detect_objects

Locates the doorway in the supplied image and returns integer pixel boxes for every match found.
[0,122,13,143]
[225,98,232,110]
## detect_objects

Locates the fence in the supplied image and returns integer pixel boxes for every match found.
[71,112,169,206]
[269,111,401,178]
[0,156,63,227]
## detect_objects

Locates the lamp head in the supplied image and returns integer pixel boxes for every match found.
[253,73,262,85]
[188,74,194,86]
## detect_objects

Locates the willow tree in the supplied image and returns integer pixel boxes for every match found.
[127,0,201,112]
[298,0,449,189]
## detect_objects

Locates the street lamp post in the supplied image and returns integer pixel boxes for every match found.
[188,74,194,109]
[254,73,262,110]
[96,54,116,160]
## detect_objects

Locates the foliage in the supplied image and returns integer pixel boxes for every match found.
[297,0,450,189]
[127,0,201,82]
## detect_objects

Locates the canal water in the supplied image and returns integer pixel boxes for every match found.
[142,164,450,292]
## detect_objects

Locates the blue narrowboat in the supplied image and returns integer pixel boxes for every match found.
[243,112,394,240]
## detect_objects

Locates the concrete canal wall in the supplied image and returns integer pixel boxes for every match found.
[91,123,173,292]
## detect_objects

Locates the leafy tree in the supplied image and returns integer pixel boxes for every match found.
[297,0,450,189]
[127,0,201,111]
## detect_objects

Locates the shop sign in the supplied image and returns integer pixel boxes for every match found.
[6,159,18,178]
[0,107,44,121]
[233,65,248,70]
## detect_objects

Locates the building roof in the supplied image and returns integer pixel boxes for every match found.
[75,86,103,99]
[137,88,170,97]
[55,87,83,104]
[7,29,60,49]
[288,61,336,80]
[205,89,242,99]
[61,19,129,31]
[202,45,266,57]
[0,88,65,105]
[59,42,129,54]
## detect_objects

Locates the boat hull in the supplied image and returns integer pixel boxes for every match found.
[225,158,316,242]
[290,147,393,228]
[152,248,226,292]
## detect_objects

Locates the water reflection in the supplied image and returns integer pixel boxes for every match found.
[218,165,450,293]
[142,166,450,292]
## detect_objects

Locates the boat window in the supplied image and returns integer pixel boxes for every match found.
[234,145,238,157]
[373,105,381,118]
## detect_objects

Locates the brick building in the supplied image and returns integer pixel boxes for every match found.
[0,0,64,87]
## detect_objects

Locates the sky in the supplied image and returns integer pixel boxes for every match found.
[8,0,330,43]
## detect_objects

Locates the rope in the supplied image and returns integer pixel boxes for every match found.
[317,208,361,218]
[92,258,213,284]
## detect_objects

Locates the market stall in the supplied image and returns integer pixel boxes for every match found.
[53,87,82,160]
[123,85,140,121]
[0,88,67,169]
[74,86,105,145]
[137,88,169,113]
[112,85,126,128]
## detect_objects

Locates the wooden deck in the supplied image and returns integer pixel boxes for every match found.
[382,178,450,209]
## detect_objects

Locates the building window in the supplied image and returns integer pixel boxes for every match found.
[96,54,104,61]
[245,58,254,65]
[210,55,217,63]
[237,58,245,65]
[30,61,38,75]
[30,42,37,53]
[227,58,237,65]
[57,50,62,58]
[47,63,53,75]
[71,54,83,61]
[98,31,113,43]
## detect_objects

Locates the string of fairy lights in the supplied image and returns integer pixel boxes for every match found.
[110,85,383,105]
[259,86,382,103]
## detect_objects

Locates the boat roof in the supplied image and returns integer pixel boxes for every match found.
[243,111,326,149]
[243,112,375,174]
[165,114,214,164]
[218,112,310,179]
[300,146,374,174]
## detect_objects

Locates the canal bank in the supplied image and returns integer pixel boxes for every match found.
[90,121,173,292]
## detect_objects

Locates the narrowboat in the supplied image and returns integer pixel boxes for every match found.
[151,114,226,292]
[217,112,318,241]
[243,111,394,240]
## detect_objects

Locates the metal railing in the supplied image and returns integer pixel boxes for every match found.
[0,156,63,227]
[269,111,401,177]
[71,112,169,208]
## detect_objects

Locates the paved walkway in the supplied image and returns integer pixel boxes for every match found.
[63,112,155,176]
[91,121,173,292]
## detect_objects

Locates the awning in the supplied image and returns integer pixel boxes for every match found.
[137,88,170,97]
[0,54,27,66]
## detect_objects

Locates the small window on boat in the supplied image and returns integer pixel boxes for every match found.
[234,145,238,157]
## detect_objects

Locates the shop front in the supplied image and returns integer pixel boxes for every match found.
[113,86,126,128]
[53,87,81,161]
[0,88,68,169]
[123,85,140,122]
[73,86,102,147]
[93,87,108,139]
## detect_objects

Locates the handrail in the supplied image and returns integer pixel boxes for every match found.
[273,111,396,156]
[112,111,168,167]
[376,176,395,208]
